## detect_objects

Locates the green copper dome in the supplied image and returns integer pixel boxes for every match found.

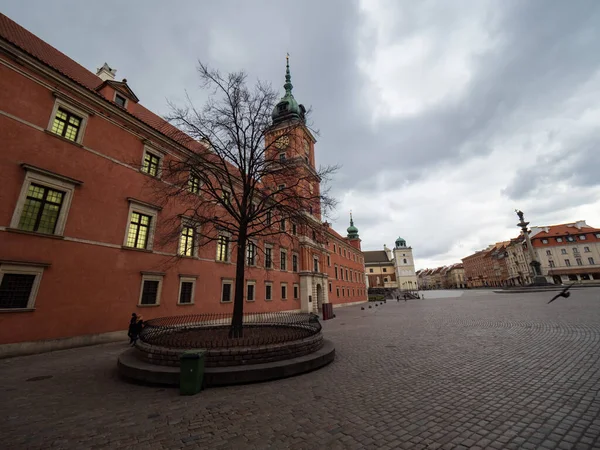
[395,236,407,248]
[272,55,305,124]
[347,212,359,239]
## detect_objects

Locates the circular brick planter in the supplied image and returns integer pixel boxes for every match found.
[118,312,335,387]
[134,331,324,367]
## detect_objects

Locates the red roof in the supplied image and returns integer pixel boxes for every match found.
[0,13,197,150]
[531,223,600,239]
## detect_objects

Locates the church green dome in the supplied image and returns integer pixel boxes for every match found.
[395,236,407,248]
[347,213,359,239]
[272,55,305,124]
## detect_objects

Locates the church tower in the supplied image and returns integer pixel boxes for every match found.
[393,236,418,291]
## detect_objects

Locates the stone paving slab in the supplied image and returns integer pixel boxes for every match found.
[1,288,600,449]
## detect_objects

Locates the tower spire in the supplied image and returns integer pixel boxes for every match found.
[284,53,293,95]
[347,210,359,239]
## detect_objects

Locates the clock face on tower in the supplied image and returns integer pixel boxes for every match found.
[275,135,289,149]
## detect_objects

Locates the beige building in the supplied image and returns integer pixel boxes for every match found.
[530,220,600,284]
[505,237,533,286]
[365,237,418,291]
[364,248,397,288]
[392,237,418,291]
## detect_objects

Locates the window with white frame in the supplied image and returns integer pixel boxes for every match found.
[584,246,591,253]
[221,279,233,302]
[313,257,319,272]
[293,283,299,299]
[265,282,273,301]
[327,254,331,266]
[546,250,551,256]
[0,263,45,310]
[246,281,256,302]
[281,282,288,300]
[265,244,273,269]
[216,234,230,262]
[589,257,595,265]
[280,249,287,271]
[114,92,127,108]
[139,273,163,306]
[178,276,196,305]
[579,235,586,240]
[188,171,201,194]
[141,147,163,178]
[179,222,197,257]
[292,254,298,272]
[561,249,567,255]
[48,99,89,144]
[10,165,81,236]
[124,200,159,250]
[246,241,257,266]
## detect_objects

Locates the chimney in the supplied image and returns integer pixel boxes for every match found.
[96,62,116,81]
[383,244,392,261]
[574,220,587,230]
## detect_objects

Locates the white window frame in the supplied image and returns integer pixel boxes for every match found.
[221,278,234,303]
[281,282,288,300]
[179,219,199,257]
[265,244,273,269]
[123,199,159,250]
[293,283,299,300]
[113,91,128,109]
[265,282,273,301]
[138,273,163,306]
[47,98,90,145]
[246,240,258,267]
[188,171,202,195]
[246,280,256,302]
[140,145,165,178]
[292,253,299,272]
[177,276,197,305]
[280,249,288,271]
[10,165,81,236]
[216,232,232,262]
[0,263,45,311]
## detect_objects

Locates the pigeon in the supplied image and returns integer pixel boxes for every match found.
[548,283,574,304]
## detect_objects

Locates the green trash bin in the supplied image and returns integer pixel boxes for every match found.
[180,351,205,395]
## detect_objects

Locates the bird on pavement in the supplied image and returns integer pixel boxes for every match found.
[548,284,574,304]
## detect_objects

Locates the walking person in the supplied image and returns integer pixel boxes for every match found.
[128,313,137,345]
[130,315,145,346]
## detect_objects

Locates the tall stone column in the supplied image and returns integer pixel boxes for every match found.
[516,210,549,286]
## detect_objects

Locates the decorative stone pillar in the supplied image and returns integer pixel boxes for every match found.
[516,210,549,286]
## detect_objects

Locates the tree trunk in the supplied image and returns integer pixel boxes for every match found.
[229,231,247,338]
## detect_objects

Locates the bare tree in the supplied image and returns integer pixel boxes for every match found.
[154,61,338,337]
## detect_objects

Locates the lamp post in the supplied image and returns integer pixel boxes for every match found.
[515,209,548,286]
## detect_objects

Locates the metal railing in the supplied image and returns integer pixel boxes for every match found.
[139,311,321,349]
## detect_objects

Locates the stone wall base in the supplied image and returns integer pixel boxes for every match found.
[332,300,368,309]
[0,330,127,359]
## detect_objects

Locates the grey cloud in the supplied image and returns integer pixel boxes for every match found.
[3,0,600,266]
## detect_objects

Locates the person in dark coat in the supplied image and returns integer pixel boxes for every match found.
[130,315,144,346]
[128,313,137,345]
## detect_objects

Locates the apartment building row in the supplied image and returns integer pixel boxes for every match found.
[461,220,600,287]
[416,263,466,290]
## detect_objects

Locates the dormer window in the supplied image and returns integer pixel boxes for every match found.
[115,93,127,108]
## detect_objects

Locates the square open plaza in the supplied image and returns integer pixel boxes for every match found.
[2,289,600,449]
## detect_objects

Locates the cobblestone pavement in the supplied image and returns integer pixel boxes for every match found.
[2,289,600,449]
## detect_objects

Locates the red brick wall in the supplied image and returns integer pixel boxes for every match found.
[0,54,366,345]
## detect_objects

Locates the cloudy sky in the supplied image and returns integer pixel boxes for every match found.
[4,0,600,269]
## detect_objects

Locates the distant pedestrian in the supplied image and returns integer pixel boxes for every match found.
[128,313,137,345]
[130,315,145,346]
